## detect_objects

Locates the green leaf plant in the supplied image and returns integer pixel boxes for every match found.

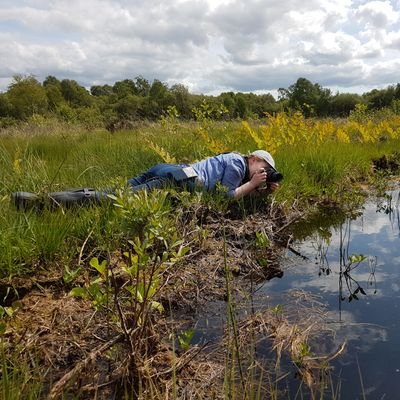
[69,188,190,384]
[69,256,112,310]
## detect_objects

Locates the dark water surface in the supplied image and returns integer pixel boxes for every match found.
[259,188,400,399]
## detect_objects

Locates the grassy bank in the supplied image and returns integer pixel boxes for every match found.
[1,117,399,277]
[0,115,399,399]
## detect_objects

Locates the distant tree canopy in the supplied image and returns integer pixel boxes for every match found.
[278,78,333,117]
[1,74,400,129]
[6,75,48,119]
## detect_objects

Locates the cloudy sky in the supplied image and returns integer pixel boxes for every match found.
[1,0,400,96]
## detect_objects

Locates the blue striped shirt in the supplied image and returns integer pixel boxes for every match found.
[191,153,247,196]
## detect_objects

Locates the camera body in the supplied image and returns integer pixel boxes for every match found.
[259,167,284,186]
[266,168,284,183]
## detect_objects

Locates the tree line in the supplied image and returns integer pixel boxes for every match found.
[1,74,400,130]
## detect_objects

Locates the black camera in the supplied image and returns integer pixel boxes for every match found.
[266,168,284,183]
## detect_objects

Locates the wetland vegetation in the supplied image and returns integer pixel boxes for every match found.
[1,109,400,399]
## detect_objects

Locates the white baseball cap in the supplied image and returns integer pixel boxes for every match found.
[250,150,275,169]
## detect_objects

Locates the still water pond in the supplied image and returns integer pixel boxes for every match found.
[261,188,400,398]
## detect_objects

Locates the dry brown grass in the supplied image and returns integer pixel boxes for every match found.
[1,201,345,399]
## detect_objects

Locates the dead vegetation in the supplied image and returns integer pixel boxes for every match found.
[373,152,400,173]
[0,200,345,399]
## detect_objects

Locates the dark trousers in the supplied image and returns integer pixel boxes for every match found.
[128,163,192,192]
[12,164,194,210]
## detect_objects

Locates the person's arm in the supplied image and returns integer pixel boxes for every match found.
[221,157,279,198]
[234,168,267,198]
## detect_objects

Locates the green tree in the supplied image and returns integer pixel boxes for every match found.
[363,86,395,110]
[281,77,332,117]
[149,79,168,100]
[330,93,362,117]
[148,79,170,118]
[393,83,400,100]
[43,75,61,88]
[60,79,93,107]
[242,92,278,117]
[76,106,103,129]
[134,76,150,97]
[7,75,48,119]
[45,85,64,111]
[0,93,12,117]
[43,75,65,111]
[315,86,332,117]
[170,84,192,118]
[91,84,114,97]
[235,95,248,118]
[114,94,142,118]
[112,79,137,98]
[219,92,236,118]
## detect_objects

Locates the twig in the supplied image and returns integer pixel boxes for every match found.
[48,329,130,399]
[274,213,304,235]
[110,267,135,354]
[287,245,309,261]
[150,342,209,378]
[78,229,94,267]
[325,341,347,363]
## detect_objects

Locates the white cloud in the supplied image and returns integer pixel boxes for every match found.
[354,1,399,29]
[299,32,361,65]
[1,0,400,93]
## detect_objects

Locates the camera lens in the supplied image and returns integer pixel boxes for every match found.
[267,170,284,183]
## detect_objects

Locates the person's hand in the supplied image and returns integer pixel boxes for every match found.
[268,182,279,192]
[256,182,279,195]
[250,168,268,188]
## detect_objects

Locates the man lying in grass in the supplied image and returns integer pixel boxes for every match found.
[128,150,282,198]
[12,150,282,209]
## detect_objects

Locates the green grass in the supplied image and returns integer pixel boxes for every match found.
[0,121,399,278]
[0,119,396,398]
[274,139,394,203]
[0,342,43,400]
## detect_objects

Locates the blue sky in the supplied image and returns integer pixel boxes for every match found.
[1,0,400,96]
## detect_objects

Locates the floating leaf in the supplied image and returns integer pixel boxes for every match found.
[348,254,367,264]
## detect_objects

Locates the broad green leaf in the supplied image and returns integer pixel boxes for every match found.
[4,307,14,317]
[151,301,164,313]
[178,328,195,351]
[126,285,144,302]
[0,322,7,334]
[70,287,88,298]
[348,254,367,264]
[90,257,107,276]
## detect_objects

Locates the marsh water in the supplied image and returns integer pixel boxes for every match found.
[260,187,400,398]
[193,187,400,399]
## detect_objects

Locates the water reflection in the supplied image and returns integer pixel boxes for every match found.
[285,190,400,305]
[191,189,400,399]
[313,217,379,320]
[262,188,400,398]
[376,190,400,234]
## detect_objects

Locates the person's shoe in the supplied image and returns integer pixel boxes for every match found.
[11,192,41,211]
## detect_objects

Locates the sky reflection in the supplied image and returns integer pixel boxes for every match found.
[257,188,400,398]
